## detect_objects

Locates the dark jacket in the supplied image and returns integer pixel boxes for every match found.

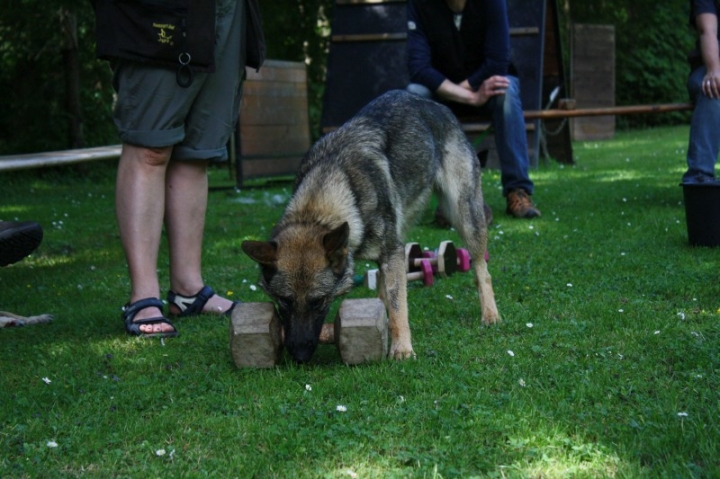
[245,0,266,70]
[92,0,265,72]
[407,0,512,91]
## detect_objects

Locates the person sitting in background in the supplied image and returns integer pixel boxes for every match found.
[683,0,720,184]
[405,0,540,219]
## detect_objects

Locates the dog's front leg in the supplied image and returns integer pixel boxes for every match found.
[379,252,415,360]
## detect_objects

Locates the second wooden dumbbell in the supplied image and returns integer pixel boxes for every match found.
[229,298,389,368]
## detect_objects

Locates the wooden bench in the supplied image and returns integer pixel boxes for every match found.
[457,101,693,166]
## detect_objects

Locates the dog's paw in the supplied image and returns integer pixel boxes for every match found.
[389,342,416,360]
[481,310,501,325]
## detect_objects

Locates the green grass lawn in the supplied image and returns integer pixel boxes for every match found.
[1,125,718,478]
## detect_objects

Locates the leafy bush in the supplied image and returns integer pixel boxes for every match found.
[564,0,696,128]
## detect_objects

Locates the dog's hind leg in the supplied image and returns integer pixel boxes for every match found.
[456,207,499,324]
[377,245,416,360]
[455,192,500,325]
[438,163,500,325]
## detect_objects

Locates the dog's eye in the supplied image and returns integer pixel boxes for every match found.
[308,298,328,311]
[277,297,293,310]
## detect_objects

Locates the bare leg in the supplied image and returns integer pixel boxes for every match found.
[165,160,235,314]
[116,144,174,334]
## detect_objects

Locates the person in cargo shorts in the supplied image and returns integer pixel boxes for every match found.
[92,0,265,338]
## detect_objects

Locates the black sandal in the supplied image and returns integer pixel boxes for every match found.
[167,285,239,318]
[122,298,178,338]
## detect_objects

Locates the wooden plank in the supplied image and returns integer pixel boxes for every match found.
[571,23,616,140]
[240,123,310,142]
[242,81,306,99]
[240,156,303,178]
[246,60,307,83]
[510,27,540,36]
[238,59,310,183]
[462,123,536,133]
[330,27,539,43]
[335,0,407,5]
[240,125,310,156]
[336,0,405,4]
[245,68,306,84]
[0,145,121,172]
[523,103,693,120]
[241,95,310,125]
[331,33,407,42]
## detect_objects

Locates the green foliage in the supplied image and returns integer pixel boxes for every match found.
[259,1,334,140]
[1,126,720,477]
[563,0,696,128]
[0,0,116,154]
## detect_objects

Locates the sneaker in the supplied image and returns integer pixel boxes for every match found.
[506,189,541,218]
[0,221,43,267]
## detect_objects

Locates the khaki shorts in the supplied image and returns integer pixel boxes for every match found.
[112,0,245,161]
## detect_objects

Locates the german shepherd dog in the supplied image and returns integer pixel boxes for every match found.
[242,90,499,364]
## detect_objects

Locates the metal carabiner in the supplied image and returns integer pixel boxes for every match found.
[176,52,193,88]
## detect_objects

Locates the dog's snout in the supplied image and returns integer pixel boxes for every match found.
[286,338,318,364]
[282,310,328,364]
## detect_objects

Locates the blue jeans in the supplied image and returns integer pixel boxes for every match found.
[407,76,534,196]
[684,66,720,183]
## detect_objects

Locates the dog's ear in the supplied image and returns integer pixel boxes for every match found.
[323,222,349,272]
[241,240,278,266]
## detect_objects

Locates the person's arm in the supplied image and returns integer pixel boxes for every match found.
[407,0,508,107]
[465,0,511,90]
[436,75,509,107]
[697,12,720,98]
[406,0,447,92]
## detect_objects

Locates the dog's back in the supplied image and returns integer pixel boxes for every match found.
[282,90,481,259]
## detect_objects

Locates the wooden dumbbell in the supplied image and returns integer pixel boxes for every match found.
[405,241,471,277]
[361,260,434,290]
[229,298,388,368]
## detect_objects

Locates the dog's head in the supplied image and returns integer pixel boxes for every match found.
[241,222,354,364]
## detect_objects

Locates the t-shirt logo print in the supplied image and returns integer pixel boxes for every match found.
[153,22,176,46]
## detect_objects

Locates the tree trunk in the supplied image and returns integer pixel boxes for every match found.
[60,9,84,149]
